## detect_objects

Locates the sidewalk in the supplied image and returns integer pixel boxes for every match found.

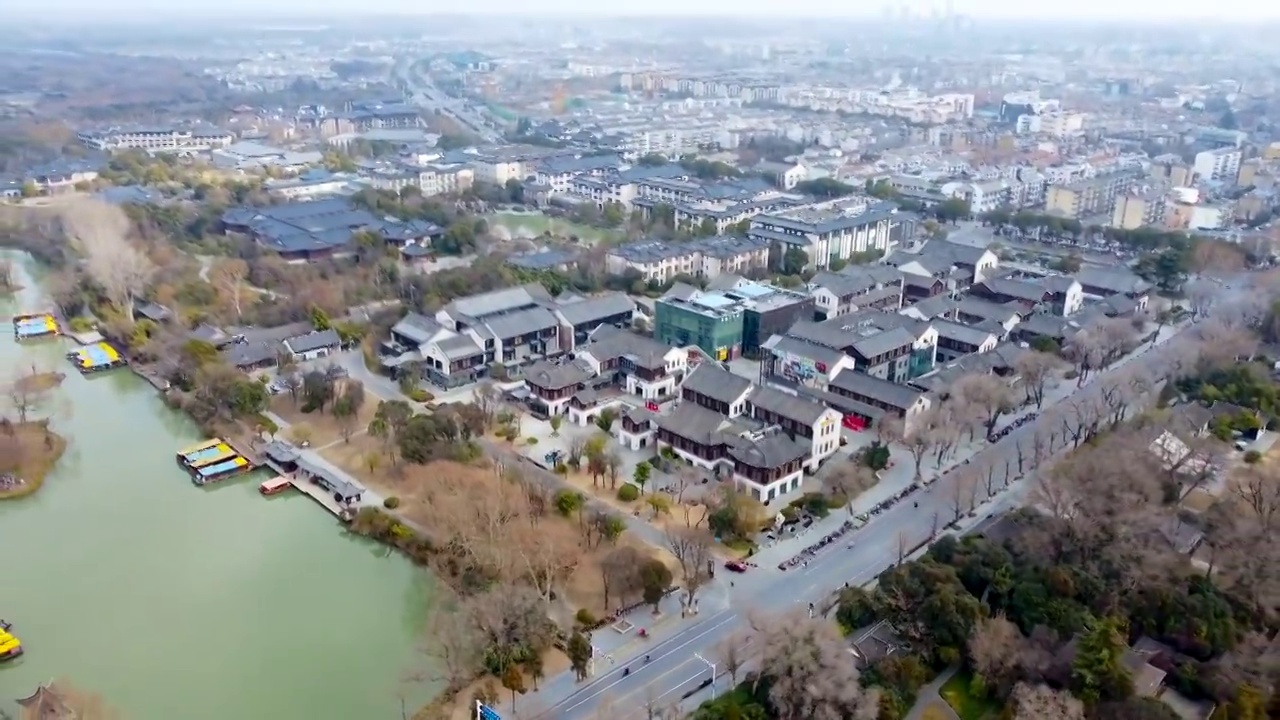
[905,666,961,720]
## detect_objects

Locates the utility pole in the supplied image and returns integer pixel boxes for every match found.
[693,653,717,700]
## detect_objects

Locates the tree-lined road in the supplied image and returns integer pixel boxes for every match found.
[525,313,1217,720]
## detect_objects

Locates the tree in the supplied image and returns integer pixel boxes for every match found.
[500,663,526,710]
[639,558,674,613]
[523,652,545,691]
[368,399,413,466]
[601,546,642,611]
[1070,616,1135,705]
[567,631,592,680]
[6,365,51,424]
[61,199,155,321]
[874,559,983,662]
[211,258,251,320]
[716,630,752,686]
[549,415,562,437]
[969,614,1026,699]
[666,528,713,614]
[633,461,652,494]
[781,247,809,275]
[954,374,1017,438]
[757,611,880,720]
[1005,682,1085,720]
[1014,351,1064,410]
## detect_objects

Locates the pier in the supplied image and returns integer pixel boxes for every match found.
[260,441,363,521]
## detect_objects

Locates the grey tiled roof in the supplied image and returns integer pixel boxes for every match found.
[483,305,559,339]
[728,433,809,470]
[850,326,917,359]
[391,312,443,344]
[580,326,675,369]
[761,334,846,371]
[437,334,483,360]
[749,385,830,425]
[830,369,924,411]
[524,359,592,391]
[683,364,752,405]
[284,329,340,354]
[1076,267,1152,295]
[555,292,635,327]
[658,403,732,445]
[933,320,997,348]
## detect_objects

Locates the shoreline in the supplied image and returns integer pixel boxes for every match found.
[0,420,68,500]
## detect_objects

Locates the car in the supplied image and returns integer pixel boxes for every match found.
[724,560,748,573]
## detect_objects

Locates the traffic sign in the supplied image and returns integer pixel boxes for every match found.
[476,701,502,720]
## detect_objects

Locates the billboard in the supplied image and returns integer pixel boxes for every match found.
[775,349,819,385]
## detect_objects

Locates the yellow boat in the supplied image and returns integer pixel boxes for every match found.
[0,634,22,660]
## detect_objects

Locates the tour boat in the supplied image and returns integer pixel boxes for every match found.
[259,476,293,496]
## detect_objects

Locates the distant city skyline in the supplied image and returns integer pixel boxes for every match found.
[5,0,1280,21]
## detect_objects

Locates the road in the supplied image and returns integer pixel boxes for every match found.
[396,59,504,144]
[520,316,1216,720]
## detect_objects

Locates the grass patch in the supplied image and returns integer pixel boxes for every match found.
[0,421,68,500]
[939,670,1002,720]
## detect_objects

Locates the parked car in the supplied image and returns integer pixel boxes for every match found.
[724,560,748,573]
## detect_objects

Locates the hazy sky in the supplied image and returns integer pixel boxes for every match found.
[11,0,1280,20]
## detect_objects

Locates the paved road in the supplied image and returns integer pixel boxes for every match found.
[520,318,1213,720]
[396,60,504,144]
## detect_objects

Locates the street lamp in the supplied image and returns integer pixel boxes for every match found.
[693,652,717,700]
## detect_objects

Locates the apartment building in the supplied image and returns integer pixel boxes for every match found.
[533,153,626,194]
[748,198,903,271]
[1045,170,1141,220]
[605,236,771,284]
[827,369,931,433]
[1193,148,1242,183]
[418,164,474,197]
[1111,191,1166,230]
[655,279,813,359]
[77,126,234,153]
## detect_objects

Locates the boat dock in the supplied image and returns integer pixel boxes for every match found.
[12,312,59,341]
[176,438,259,486]
[260,440,363,521]
[67,341,127,375]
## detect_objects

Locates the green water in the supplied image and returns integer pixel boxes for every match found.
[0,251,440,718]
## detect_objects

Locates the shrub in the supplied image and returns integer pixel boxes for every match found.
[253,413,279,436]
[526,437,538,445]
[575,608,596,627]
[1064,369,1080,380]
[383,496,401,509]
[407,388,433,403]
[1244,449,1262,464]
[68,316,95,333]
[300,401,321,414]
[554,463,569,475]
[617,483,640,502]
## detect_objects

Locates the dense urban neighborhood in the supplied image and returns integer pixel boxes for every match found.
[4,9,1280,720]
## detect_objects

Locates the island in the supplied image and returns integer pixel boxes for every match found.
[1,367,68,499]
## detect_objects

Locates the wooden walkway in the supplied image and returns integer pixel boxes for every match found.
[288,475,354,520]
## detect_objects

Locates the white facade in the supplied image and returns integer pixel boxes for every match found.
[78,127,233,153]
[1193,148,1242,183]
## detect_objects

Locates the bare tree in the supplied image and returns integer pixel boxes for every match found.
[1186,278,1217,319]
[1014,351,1064,410]
[666,528,713,614]
[757,610,880,720]
[1193,319,1260,370]
[715,629,753,686]
[969,613,1026,698]
[673,466,698,505]
[60,199,155,320]
[1233,466,1280,532]
[211,258,251,320]
[825,463,878,516]
[954,373,1017,439]
[600,546,642,611]
[903,407,943,482]
[1006,683,1085,720]
[5,365,50,424]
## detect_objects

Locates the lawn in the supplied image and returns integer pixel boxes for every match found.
[939,670,1003,720]
[487,211,622,245]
